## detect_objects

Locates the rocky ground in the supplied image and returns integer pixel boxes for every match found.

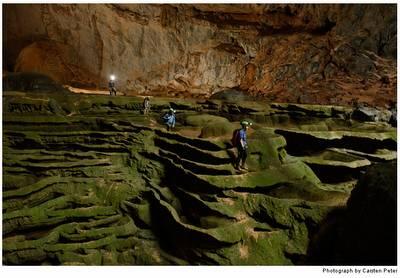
[2,77,397,265]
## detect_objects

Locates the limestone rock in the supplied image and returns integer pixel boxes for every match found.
[351,106,392,122]
[3,90,396,265]
[3,4,396,107]
[210,89,254,102]
[3,72,70,93]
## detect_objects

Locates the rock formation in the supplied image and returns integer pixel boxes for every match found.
[307,161,397,265]
[3,74,397,265]
[3,4,396,106]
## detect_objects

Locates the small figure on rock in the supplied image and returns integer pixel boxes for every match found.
[163,108,176,131]
[143,97,150,115]
[109,75,117,96]
[232,120,252,171]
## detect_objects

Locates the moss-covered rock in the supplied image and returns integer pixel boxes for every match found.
[3,90,393,266]
[185,114,229,127]
[200,121,236,138]
[307,162,397,265]
[299,149,371,168]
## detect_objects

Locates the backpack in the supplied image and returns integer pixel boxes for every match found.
[231,129,241,147]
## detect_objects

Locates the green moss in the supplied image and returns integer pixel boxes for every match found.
[3,176,61,198]
[247,129,287,169]
[3,248,48,265]
[279,160,321,185]
[2,174,40,191]
[177,189,243,219]
[152,189,243,244]
[45,235,118,252]
[111,237,138,252]
[185,114,229,127]
[101,250,120,265]
[154,136,231,165]
[118,250,137,265]
[299,149,371,168]
[276,127,397,142]
[61,218,137,241]
[94,176,144,209]
[159,149,234,175]
[4,90,393,265]
[214,227,292,265]
[200,121,236,138]
[124,202,153,227]
[56,251,85,265]
[299,122,330,131]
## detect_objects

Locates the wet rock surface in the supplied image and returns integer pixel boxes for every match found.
[3,88,396,265]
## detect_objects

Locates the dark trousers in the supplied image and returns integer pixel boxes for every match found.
[235,146,247,167]
[109,88,116,96]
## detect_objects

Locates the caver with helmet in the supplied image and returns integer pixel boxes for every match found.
[232,120,252,171]
[162,108,176,131]
[109,75,117,96]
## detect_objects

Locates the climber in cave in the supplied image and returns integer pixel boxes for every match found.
[109,75,117,96]
[162,108,176,131]
[143,96,150,115]
[233,120,252,171]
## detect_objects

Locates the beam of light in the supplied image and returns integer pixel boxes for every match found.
[110,75,115,81]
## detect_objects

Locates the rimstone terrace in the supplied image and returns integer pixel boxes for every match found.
[2,73,397,265]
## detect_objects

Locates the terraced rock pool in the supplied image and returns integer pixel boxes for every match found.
[2,91,397,265]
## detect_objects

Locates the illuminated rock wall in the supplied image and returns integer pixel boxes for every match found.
[3,4,396,106]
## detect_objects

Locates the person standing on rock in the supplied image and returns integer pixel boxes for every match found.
[233,120,252,171]
[163,108,176,131]
[143,97,150,115]
[109,75,117,96]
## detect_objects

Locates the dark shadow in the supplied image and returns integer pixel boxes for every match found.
[306,162,397,265]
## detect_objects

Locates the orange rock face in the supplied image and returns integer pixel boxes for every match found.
[3,4,396,107]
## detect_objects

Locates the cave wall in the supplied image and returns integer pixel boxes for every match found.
[3,4,397,105]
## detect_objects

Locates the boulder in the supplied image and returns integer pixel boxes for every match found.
[307,162,397,265]
[351,106,391,122]
[200,121,235,138]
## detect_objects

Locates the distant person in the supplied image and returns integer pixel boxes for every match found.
[143,97,150,115]
[231,120,252,171]
[163,108,176,131]
[109,76,117,96]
